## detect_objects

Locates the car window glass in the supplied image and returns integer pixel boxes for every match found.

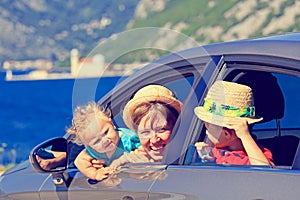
[277,74,300,130]
[254,73,300,137]
[164,76,194,104]
[253,73,300,167]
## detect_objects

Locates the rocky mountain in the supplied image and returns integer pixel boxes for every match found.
[1,0,299,67]
[0,0,139,65]
[130,0,300,44]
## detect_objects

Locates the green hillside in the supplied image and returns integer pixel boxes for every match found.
[93,0,300,64]
[129,0,300,43]
[1,0,300,66]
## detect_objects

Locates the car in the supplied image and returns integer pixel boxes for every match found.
[1,32,300,200]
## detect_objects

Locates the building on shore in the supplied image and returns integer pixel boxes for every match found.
[70,48,106,77]
[3,49,146,81]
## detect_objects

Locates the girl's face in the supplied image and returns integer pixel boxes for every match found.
[80,114,118,153]
[137,111,174,161]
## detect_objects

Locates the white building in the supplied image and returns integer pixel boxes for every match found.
[70,48,105,77]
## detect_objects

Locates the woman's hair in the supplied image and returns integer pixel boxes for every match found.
[131,102,179,132]
[66,101,111,144]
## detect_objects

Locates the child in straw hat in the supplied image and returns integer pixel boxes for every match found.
[194,81,274,166]
[69,101,141,181]
[109,84,182,168]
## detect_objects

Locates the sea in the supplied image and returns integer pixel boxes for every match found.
[0,71,123,166]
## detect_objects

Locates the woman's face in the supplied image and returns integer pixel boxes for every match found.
[137,111,175,161]
[80,114,118,153]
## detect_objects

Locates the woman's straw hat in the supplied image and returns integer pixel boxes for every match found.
[194,81,263,127]
[123,84,182,130]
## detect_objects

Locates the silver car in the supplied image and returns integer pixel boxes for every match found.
[1,32,300,200]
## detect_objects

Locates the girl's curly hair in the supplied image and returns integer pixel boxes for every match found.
[66,101,111,144]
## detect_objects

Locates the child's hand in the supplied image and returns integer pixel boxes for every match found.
[195,142,214,162]
[225,118,250,139]
[91,159,105,169]
[195,142,209,151]
[95,167,115,181]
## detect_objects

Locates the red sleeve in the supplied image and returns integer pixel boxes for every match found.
[261,146,274,166]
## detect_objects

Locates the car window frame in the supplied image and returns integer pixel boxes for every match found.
[164,55,225,165]
[183,53,300,168]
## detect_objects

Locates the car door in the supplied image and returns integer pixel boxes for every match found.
[149,166,300,199]
[147,55,300,200]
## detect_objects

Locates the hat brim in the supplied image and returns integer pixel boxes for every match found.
[194,107,263,127]
[123,95,182,130]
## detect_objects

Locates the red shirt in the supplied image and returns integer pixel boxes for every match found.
[212,146,274,166]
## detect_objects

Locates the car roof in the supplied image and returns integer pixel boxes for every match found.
[172,32,300,61]
[136,32,300,74]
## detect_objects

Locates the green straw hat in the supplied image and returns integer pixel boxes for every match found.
[194,81,263,127]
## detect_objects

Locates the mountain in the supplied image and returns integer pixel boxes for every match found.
[130,0,300,44]
[1,0,300,67]
[0,0,139,65]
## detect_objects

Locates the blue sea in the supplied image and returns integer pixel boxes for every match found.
[0,71,124,165]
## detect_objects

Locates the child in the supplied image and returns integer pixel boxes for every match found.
[194,81,274,166]
[69,101,141,180]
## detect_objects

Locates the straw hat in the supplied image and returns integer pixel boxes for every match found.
[194,81,263,127]
[123,84,182,130]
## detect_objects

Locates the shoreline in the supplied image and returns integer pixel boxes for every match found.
[4,71,132,81]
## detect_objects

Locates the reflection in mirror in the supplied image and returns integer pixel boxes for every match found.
[30,137,68,172]
[36,149,66,171]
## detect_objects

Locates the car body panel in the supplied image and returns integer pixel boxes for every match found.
[0,161,49,200]
[150,165,300,200]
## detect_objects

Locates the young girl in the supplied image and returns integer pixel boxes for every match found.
[69,101,141,181]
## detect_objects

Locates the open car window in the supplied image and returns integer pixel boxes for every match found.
[186,67,300,168]
[65,74,195,168]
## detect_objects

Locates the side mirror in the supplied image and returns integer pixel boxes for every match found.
[30,137,68,173]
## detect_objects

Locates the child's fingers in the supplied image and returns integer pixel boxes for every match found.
[194,142,208,150]
[226,118,248,126]
[95,173,108,181]
[95,167,115,181]
[92,159,105,168]
[93,163,104,168]
[92,159,105,164]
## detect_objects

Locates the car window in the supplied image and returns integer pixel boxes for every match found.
[253,73,300,167]
[254,73,300,137]
[164,76,194,104]
[277,74,300,131]
[187,68,300,168]
[66,75,195,168]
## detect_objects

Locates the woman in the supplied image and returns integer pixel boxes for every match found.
[110,84,182,168]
